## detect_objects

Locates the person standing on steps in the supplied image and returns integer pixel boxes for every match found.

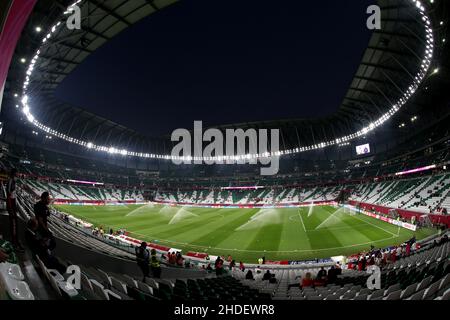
[6,168,24,252]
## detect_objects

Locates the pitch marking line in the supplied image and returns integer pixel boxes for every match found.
[348,212,399,237]
[297,208,307,232]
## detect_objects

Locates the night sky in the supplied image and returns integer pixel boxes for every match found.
[55,0,375,136]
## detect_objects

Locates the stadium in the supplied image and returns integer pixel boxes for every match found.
[0,0,449,308]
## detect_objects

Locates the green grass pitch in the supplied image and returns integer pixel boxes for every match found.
[55,204,437,263]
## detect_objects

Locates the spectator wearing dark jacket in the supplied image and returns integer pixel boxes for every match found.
[245,270,254,280]
[34,192,53,238]
[327,266,337,284]
[25,218,65,274]
[316,267,327,280]
[135,242,150,281]
[263,270,272,281]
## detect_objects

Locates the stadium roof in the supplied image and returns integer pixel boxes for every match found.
[2,0,450,158]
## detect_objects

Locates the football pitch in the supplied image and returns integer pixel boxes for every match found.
[55,204,437,263]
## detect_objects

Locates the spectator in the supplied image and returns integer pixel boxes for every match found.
[176,252,184,266]
[327,266,337,284]
[229,260,236,270]
[316,267,327,280]
[25,218,65,274]
[6,168,23,252]
[171,252,177,265]
[245,270,254,280]
[361,255,367,270]
[34,192,52,237]
[135,242,150,281]
[269,274,277,284]
[239,261,245,272]
[391,249,397,262]
[215,256,224,276]
[335,262,342,275]
[301,272,314,288]
[206,263,213,272]
[150,249,161,278]
[263,270,272,281]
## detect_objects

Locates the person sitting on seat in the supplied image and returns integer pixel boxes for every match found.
[269,274,277,284]
[176,252,184,266]
[215,256,224,276]
[327,266,337,284]
[301,272,314,288]
[245,270,255,280]
[316,267,327,280]
[239,261,245,272]
[25,218,65,274]
[263,270,272,281]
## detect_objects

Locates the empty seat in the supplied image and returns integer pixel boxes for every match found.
[290,296,305,300]
[416,276,433,292]
[368,289,384,300]
[137,281,153,295]
[354,294,368,300]
[422,280,441,300]
[80,273,98,299]
[97,269,112,287]
[110,277,127,295]
[435,288,450,300]
[90,279,109,300]
[400,283,418,299]
[121,275,138,289]
[438,273,450,293]
[358,288,372,296]
[384,283,401,296]
[307,295,323,300]
[145,278,159,289]
[384,290,401,300]
[342,291,356,300]
[408,289,426,300]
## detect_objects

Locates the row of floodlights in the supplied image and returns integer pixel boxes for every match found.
[15,0,437,161]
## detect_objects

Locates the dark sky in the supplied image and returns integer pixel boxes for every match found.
[55,0,374,136]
